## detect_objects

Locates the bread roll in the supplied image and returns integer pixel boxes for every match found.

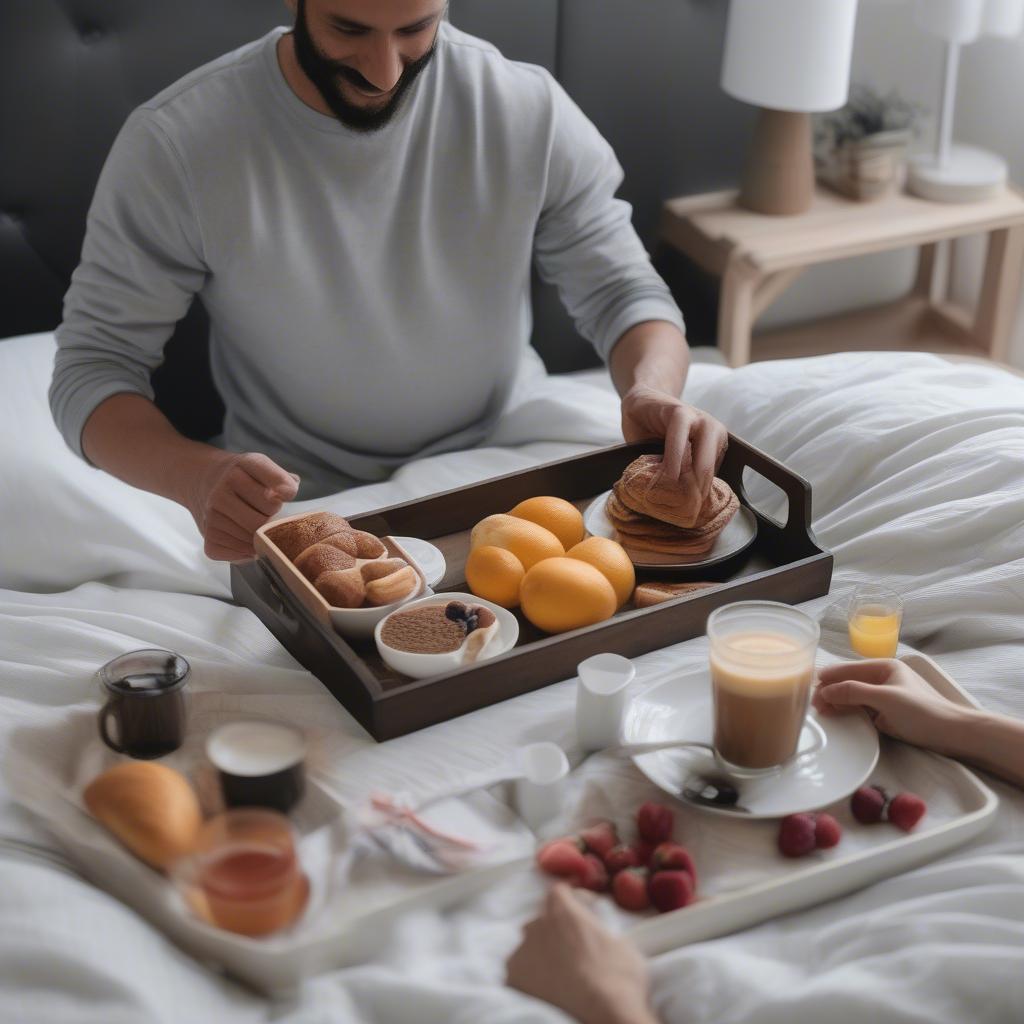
[350,530,387,559]
[266,512,352,560]
[363,565,419,606]
[83,762,202,871]
[316,566,365,608]
[294,541,357,582]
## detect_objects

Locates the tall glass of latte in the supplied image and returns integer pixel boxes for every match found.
[707,601,820,774]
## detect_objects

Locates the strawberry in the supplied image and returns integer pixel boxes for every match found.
[814,813,842,849]
[579,821,619,860]
[536,839,588,879]
[888,792,927,832]
[604,843,640,875]
[637,802,674,845]
[631,839,656,868]
[650,842,697,885]
[777,813,817,858]
[573,852,609,892]
[649,870,695,913]
[612,867,651,912]
[851,785,888,824]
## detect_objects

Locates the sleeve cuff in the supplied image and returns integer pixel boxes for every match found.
[591,294,686,363]
[55,376,155,463]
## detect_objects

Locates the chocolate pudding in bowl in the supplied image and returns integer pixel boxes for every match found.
[707,601,820,775]
[374,593,519,679]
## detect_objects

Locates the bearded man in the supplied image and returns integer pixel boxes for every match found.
[51,1,727,560]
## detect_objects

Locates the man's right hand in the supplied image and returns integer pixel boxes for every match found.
[184,451,300,561]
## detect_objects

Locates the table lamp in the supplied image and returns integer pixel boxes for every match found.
[907,0,1024,201]
[721,0,859,215]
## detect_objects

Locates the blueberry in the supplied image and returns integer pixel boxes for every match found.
[445,601,468,622]
[465,614,479,633]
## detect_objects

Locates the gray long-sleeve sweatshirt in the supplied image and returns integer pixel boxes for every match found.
[50,22,684,498]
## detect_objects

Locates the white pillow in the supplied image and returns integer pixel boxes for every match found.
[0,332,227,596]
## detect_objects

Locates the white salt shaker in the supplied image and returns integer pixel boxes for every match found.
[575,653,636,752]
[513,742,570,830]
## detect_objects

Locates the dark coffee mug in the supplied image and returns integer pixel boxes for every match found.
[206,721,307,814]
[97,650,190,759]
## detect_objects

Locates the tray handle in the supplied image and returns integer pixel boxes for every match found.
[250,560,303,640]
[719,436,815,555]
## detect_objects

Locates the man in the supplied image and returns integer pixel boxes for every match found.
[50,0,727,562]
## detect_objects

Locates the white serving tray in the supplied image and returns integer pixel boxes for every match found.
[624,652,999,956]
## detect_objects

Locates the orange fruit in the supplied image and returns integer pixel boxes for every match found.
[567,536,636,608]
[520,557,618,634]
[465,545,525,608]
[469,514,564,570]
[508,496,585,551]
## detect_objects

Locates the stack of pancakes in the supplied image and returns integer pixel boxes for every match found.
[606,455,739,558]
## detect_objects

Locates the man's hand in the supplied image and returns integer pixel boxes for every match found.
[620,383,728,502]
[506,884,659,1024]
[183,451,300,561]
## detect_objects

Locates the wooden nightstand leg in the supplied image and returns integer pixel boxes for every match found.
[718,264,758,367]
[912,242,939,300]
[974,226,1024,362]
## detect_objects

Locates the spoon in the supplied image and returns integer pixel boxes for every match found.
[603,739,755,813]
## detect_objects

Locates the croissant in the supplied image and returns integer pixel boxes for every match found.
[83,762,201,871]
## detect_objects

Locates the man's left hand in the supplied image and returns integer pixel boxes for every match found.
[620,383,728,502]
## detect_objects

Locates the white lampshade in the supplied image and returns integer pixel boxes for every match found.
[982,0,1024,35]
[721,0,859,113]
[914,0,985,41]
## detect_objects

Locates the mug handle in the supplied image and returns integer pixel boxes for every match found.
[99,704,125,753]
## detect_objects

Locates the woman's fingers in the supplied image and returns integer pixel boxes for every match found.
[816,678,889,712]
[817,660,896,688]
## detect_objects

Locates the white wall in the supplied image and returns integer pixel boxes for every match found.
[759,0,1024,368]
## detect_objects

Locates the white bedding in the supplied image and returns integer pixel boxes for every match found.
[2,333,1023,1023]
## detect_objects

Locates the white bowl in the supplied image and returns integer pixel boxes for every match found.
[374,592,520,680]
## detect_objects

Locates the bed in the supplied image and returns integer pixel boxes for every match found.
[4,2,1024,1022]
[2,329,1024,1023]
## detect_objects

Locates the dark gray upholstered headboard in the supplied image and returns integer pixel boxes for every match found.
[0,1,751,440]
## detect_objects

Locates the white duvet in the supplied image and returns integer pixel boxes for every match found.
[1,333,1023,1023]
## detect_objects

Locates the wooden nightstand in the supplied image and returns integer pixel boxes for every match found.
[660,185,1024,367]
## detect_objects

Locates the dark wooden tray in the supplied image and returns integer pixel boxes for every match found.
[230,438,832,740]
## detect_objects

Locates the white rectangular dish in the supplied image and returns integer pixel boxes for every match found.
[624,652,999,956]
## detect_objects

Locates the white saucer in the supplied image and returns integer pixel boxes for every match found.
[391,536,446,588]
[582,490,757,570]
[622,667,879,819]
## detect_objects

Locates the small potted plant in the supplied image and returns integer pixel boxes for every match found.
[815,85,922,200]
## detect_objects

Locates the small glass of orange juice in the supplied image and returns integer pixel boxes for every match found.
[847,584,903,658]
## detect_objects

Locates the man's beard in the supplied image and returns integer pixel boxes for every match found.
[292,0,436,132]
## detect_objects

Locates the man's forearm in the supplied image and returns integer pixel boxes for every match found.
[81,393,220,507]
[608,321,690,399]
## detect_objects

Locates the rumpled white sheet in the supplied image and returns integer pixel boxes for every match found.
[1,334,1023,1022]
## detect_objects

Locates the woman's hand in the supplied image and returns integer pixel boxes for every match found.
[813,659,970,755]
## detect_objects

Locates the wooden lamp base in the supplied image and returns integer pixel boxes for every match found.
[738,108,815,216]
